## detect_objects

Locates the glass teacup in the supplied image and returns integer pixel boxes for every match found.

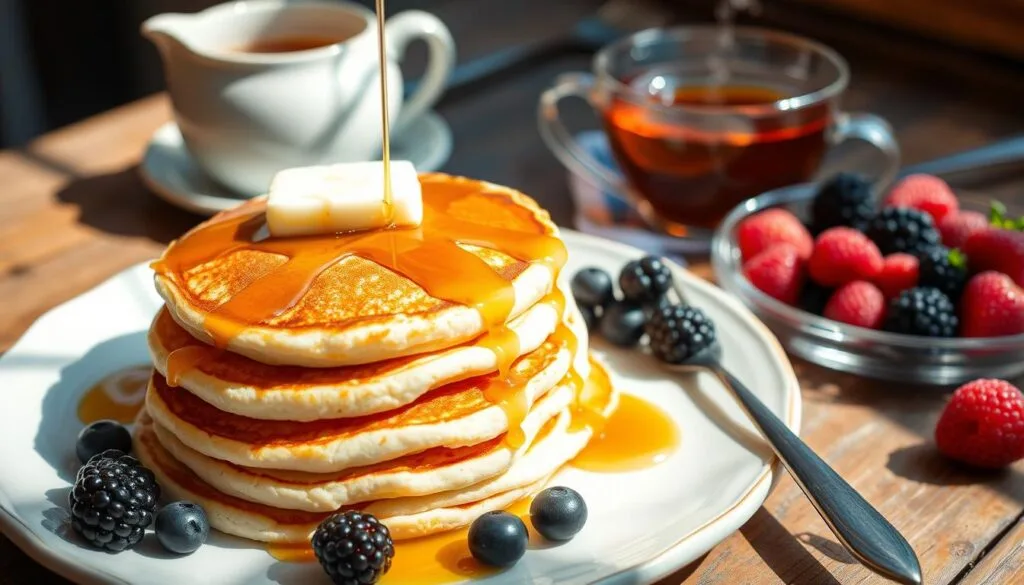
[539,26,899,239]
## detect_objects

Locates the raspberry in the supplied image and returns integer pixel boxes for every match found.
[884,287,958,337]
[808,227,883,287]
[736,208,813,261]
[865,207,941,256]
[312,511,394,585]
[809,172,875,233]
[918,246,968,301]
[938,210,989,249]
[963,228,1024,288]
[959,271,1024,338]
[823,281,886,329]
[935,379,1024,468]
[742,244,806,305]
[882,174,959,224]
[874,253,919,299]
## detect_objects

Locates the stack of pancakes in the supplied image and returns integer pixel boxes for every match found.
[134,173,617,544]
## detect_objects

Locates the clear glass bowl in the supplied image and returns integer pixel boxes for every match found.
[711,183,1024,386]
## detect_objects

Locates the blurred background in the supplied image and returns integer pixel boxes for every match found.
[2,0,1023,148]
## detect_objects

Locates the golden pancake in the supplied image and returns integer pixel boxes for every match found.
[148,397,570,512]
[153,174,568,368]
[146,293,564,421]
[134,410,550,542]
[145,338,574,473]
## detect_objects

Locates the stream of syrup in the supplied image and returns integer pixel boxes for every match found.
[375,0,394,223]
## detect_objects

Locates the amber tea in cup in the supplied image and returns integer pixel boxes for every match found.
[540,27,899,237]
[603,80,831,229]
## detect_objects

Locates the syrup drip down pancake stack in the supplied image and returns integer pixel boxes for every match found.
[134,172,619,544]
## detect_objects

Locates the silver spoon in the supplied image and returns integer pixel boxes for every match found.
[668,342,922,585]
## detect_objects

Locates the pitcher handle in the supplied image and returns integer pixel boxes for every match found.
[386,11,456,135]
[538,73,634,201]
[832,112,901,191]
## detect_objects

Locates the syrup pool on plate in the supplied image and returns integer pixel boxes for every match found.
[571,393,680,472]
[77,365,150,424]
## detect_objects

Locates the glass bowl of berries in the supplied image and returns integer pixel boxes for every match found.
[711,173,1024,386]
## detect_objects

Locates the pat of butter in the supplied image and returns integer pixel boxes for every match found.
[266,161,422,237]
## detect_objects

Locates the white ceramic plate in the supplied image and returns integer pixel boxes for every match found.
[0,231,800,585]
[139,111,454,216]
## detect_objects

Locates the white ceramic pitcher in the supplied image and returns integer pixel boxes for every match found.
[142,0,455,195]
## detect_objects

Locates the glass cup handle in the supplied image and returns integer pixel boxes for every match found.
[831,112,902,190]
[538,73,633,204]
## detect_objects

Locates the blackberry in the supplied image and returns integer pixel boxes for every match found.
[798,282,835,316]
[619,256,673,304]
[810,173,875,233]
[884,287,958,337]
[865,207,941,256]
[645,304,716,364]
[312,511,394,585]
[918,246,968,301]
[69,450,160,552]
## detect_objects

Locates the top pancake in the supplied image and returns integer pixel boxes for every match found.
[153,174,565,367]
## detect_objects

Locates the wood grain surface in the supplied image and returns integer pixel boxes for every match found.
[2,1,1023,583]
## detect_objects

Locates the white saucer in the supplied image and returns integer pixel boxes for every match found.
[139,112,454,216]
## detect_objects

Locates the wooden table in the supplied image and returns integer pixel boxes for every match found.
[2,1,1023,583]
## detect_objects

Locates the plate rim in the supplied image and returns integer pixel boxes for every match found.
[0,229,801,585]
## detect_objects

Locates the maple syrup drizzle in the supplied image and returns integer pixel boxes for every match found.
[482,376,529,448]
[547,287,584,398]
[152,185,564,351]
[164,345,214,387]
[77,365,151,424]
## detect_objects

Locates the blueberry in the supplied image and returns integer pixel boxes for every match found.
[76,421,132,464]
[599,302,645,347]
[571,267,615,309]
[619,256,673,304]
[530,486,587,541]
[467,511,527,568]
[155,501,209,554]
[579,304,599,333]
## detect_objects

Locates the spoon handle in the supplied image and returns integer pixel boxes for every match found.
[713,365,922,585]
